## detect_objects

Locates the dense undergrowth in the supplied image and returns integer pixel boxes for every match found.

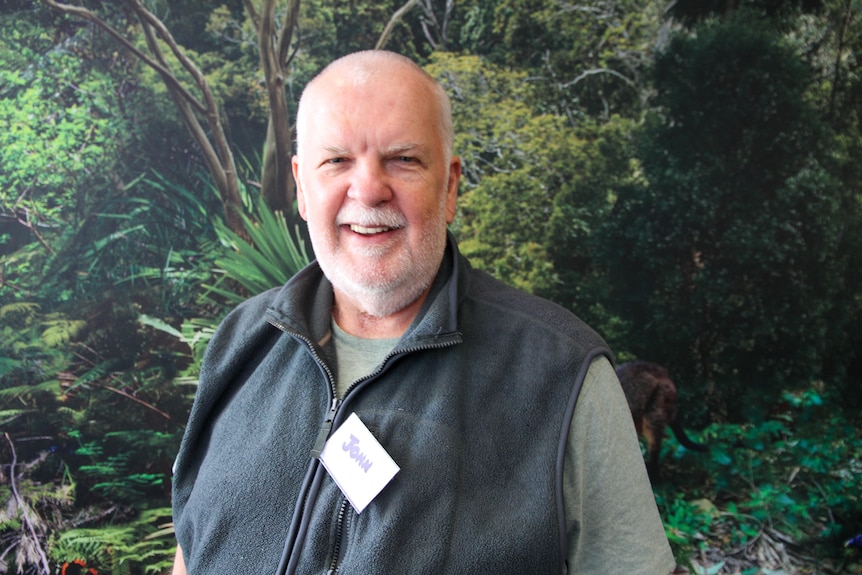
[655,388,862,575]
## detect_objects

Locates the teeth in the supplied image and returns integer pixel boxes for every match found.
[350,224,392,235]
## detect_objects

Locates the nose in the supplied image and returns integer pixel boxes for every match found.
[346,158,393,207]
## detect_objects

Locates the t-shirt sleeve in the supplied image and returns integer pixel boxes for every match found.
[564,355,677,574]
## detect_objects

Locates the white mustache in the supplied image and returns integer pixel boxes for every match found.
[336,206,407,229]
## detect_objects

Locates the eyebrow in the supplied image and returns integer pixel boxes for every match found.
[319,143,425,156]
[322,145,350,156]
[384,143,423,155]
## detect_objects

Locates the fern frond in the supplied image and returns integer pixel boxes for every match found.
[49,508,176,573]
[40,319,88,348]
[0,302,41,325]
[0,380,63,401]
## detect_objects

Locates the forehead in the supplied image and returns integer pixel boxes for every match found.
[298,68,442,151]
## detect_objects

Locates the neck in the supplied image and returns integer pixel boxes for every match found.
[332,287,430,339]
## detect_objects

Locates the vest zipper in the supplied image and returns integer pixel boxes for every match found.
[326,498,351,574]
[268,316,461,574]
[268,318,339,575]
[311,397,340,458]
[353,338,461,388]
[319,338,461,574]
[267,319,342,460]
[266,317,338,398]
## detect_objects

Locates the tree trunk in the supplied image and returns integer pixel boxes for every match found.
[256,0,301,216]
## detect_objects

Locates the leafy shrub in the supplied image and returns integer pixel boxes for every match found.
[656,384,862,573]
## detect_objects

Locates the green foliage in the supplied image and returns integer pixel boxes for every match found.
[0,48,124,234]
[147,189,312,385]
[207,195,310,306]
[109,171,226,315]
[1,435,75,574]
[430,54,558,293]
[0,302,76,402]
[655,385,862,573]
[49,507,176,574]
[667,0,824,28]
[0,69,117,213]
[73,430,177,505]
[481,0,661,119]
[41,319,88,348]
[430,53,638,309]
[0,302,40,324]
[1,288,187,573]
[597,16,854,420]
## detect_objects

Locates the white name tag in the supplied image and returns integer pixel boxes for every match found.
[319,412,400,513]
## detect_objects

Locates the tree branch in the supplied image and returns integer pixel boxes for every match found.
[563,67,636,89]
[41,0,206,115]
[278,0,301,65]
[42,0,246,236]
[243,0,261,30]
[257,0,300,213]
[129,1,237,195]
[376,0,420,50]
[71,351,172,420]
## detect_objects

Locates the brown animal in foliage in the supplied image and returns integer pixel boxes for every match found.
[615,361,706,481]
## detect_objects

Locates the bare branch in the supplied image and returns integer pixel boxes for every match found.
[71,351,172,419]
[376,0,420,50]
[278,0,301,66]
[418,0,454,50]
[243,0,261,30]
[42,0,247,235]
[41,0,207,115]
[140,4,238,202]
[12,188,56,255]
[563,67,636,89]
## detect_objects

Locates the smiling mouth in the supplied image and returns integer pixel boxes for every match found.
[349,224,401,235]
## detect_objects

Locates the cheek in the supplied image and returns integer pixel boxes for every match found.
[303,192,342,235]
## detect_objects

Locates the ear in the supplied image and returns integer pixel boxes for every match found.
[445,156,461,224]
[292,156,308,221]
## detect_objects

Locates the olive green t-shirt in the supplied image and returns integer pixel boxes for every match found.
[331,320,398,398]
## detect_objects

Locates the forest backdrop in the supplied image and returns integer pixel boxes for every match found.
[1,0,861,573]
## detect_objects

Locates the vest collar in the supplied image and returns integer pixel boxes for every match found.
[265,231,466,349]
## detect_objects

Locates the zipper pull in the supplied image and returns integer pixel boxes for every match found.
[310,397,340,459]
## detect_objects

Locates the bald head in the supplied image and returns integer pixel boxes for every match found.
[295,50,454,162]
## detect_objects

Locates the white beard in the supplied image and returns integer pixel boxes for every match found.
[314,201,448,318]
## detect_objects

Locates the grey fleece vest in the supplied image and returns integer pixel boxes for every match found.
[172,238,610,574]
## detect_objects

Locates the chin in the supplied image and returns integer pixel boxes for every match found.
[319,229,447,318]
[344,279,431,318]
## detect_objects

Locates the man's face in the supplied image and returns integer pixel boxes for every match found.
[293,67,460,318]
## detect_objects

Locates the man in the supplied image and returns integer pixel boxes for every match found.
[171,50,675,574]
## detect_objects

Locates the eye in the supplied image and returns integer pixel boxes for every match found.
[395,156,417,164]
[318,156,350,170]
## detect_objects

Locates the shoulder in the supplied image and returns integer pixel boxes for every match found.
[215,259,324,336]
[208,285,284,346]
[462,265,608,351]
